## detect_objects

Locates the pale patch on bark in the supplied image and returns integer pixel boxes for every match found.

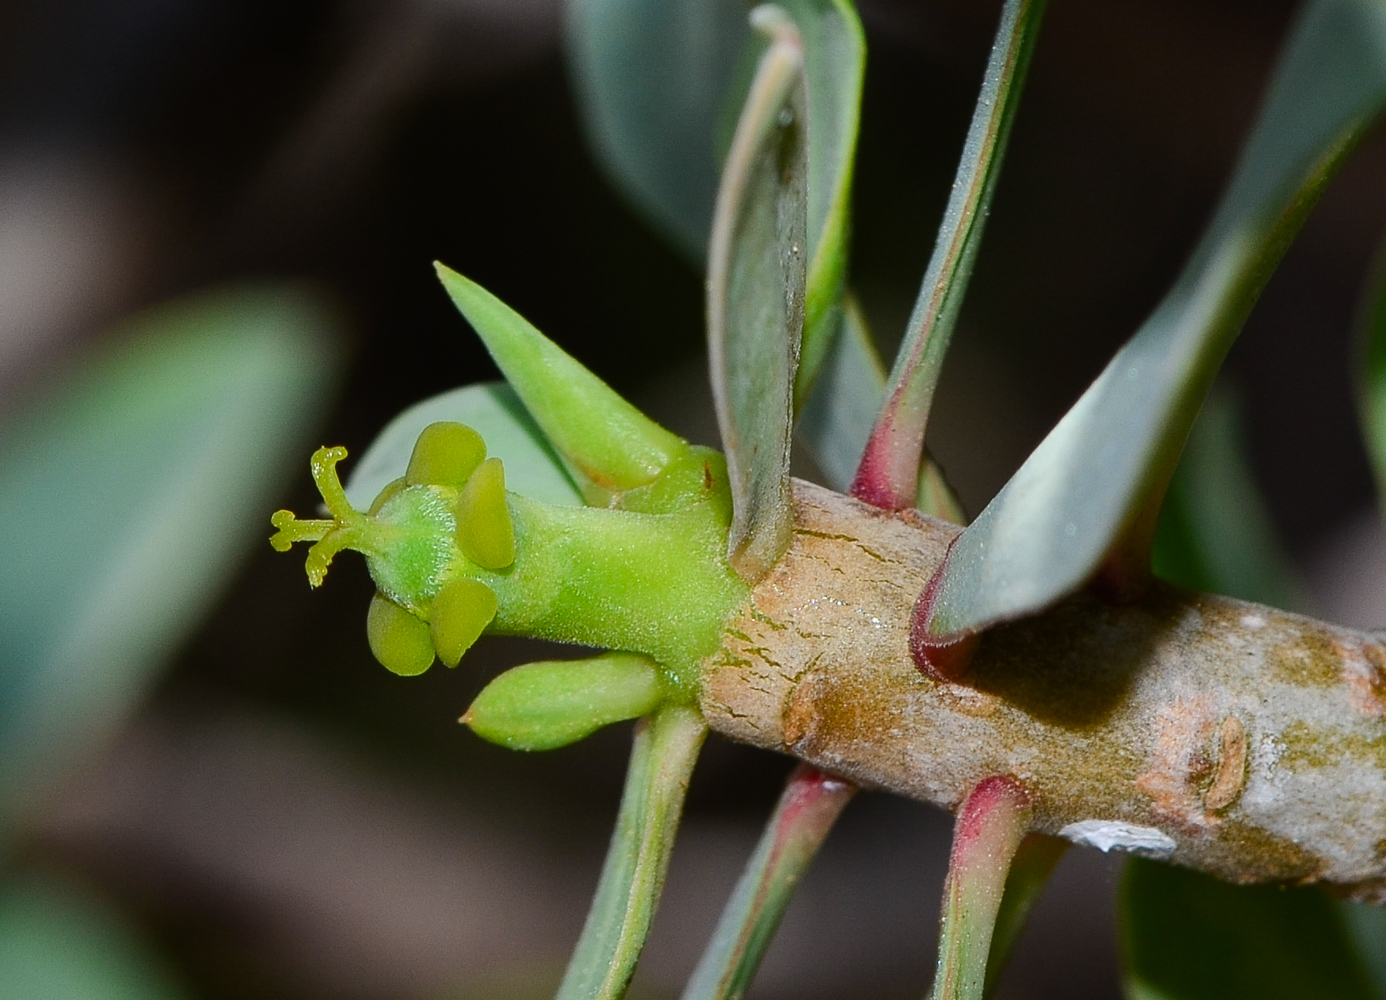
[699,479,1386,900]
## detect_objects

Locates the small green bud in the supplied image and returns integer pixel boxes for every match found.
[456,457,515,569]
[406,421,486,488]
[367,592,435,675]
[431,577,498,667]
[464,653,666,751]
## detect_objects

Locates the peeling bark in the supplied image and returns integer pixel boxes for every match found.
[699,480,1386,902]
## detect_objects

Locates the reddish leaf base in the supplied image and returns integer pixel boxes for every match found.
[910,549,980,683]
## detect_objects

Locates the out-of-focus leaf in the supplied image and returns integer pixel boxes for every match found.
[1121,859,1375,1000]
[682,765,855,1000]
[565,0,749,259]
[0,873,187,1000]
[346,382,583,510]
[1340,900,1386,998]
[930,777,1032,1000]
[708,7,808,582]
[1356,236,1386,509]
[556,706,705,1000]
[796,295,883,492]
[0,287,336,837]
[925,0,1386,639]
[436,266,685,501]
[851,0,1045,510]
[1151,386,1308,610]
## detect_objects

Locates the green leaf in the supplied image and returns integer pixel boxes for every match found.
[681,765,855,1000]
[1151,386,1308,610]
[565,0,863,386]
[0,287,337,837]
[0,872,187,1000]
[565,0,750,259]
[436,265,687,500]
[556,705,706,1000]
[1356,235,1386,511]
[852,0,1046,510]
[1121,858,1376,1000]
[346,382,583,510]
[465,653,667,751]
[779,0,865,405]
[925,0,1386,639]
[981,834,1066,998]
[796,294,884,493]
[708,7,809,582]
[929,776,1032,1000]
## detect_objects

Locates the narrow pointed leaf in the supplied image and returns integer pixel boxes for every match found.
[0,287,338,837]
[797,296,965,521]
[557,705,706,1000]
[1356,236,1386,510]
[981,834,1066,998]
[930,776,1032,1000]
[926,0,1386,639]
[1121,859,1375,1000]
[681,765,855,1000]
[437,265,686,499]
[1151,386,1308,611]
[345,382,584,510]
[566,0,863,388]
[852,0,1046,510]
[780,0,865,404]
[796,295,884,492]
[708,7,809,581]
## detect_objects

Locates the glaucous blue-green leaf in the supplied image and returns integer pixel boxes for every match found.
[565,0,749,259]
[0,873,187,1000]
[1150,386,1308,611]
[797,297,965,522]
[796,295,884,492]
[926,0,1386,639]
[853,0,1046,510]
[0,287,337,838]
[708,7,809,582]
[1121,859,1375,1000]
[779,0,865,405]
[682,765,855,1000]
[346,382,584,510]
[557,706,705,1000]
[565,0,863,390]
[1356,237,1386,508]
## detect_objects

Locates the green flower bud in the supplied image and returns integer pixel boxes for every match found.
[464,653,666,751]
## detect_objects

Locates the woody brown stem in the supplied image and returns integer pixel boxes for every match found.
[699,480,1386,902]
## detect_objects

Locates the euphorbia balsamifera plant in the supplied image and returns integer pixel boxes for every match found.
[273,0,1386,997]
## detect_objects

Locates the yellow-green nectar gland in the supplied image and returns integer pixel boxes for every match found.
[269,425,515,675]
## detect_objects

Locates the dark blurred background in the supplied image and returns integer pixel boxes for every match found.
[2,0,1384,997]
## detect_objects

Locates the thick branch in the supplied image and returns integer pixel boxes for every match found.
[700,480,1386,902]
